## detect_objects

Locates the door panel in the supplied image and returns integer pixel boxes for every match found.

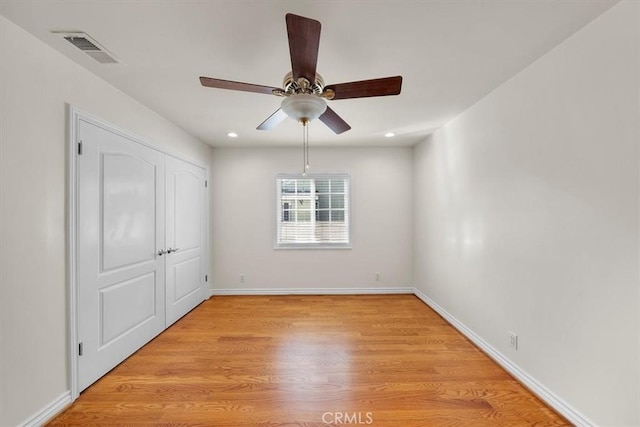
[175,172,202,250]
[77,119,165,392]
[174,257,201,301]
[165,157,206,327]
[100,272,156,345]
[102,153,157,271]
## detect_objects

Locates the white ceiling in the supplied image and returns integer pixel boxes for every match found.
[0,0,618,148]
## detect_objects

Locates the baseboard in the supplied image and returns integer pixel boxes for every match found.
[210,287,414,296]
[412,288,594,427]
[17,391,71,427]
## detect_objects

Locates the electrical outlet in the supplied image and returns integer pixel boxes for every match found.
[509,331,518,350]
[375,272,380,282]
[240,273,245,283]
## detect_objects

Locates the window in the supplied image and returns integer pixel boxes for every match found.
[276,173,351,248]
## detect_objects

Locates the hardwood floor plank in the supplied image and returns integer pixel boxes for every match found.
[48,295,568,426]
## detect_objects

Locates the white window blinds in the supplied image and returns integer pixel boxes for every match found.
[276,173,351,248]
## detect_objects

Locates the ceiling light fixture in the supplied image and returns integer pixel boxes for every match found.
[384,132,395,138]
[280,92,327,176]
[226,132,238,138]
[281,94,327,123]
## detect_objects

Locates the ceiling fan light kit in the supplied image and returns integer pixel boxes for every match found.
[281,94,327,123]
[200,13,403,172]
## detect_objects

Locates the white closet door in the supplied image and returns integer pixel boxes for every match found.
[165,156,206,327]
[77,119,166,391]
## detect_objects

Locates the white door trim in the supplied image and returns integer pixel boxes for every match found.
[67,105,210,401]
[67,105,80,401]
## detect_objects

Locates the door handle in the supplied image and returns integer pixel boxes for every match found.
[167,247,180,253]
[157,249,167,256]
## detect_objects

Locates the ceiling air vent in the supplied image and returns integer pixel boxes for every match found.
[54,32,120,64]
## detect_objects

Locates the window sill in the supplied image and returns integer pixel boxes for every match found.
[274,243,352,250]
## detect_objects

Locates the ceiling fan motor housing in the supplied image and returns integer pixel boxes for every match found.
[280,72,325,95]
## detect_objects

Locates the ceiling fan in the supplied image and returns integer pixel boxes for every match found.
[199,13,403,134]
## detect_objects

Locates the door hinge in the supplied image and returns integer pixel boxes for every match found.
[205,275,208,282]
[77,141,83,155]
[78,342,83,356]
[205,180,208,188]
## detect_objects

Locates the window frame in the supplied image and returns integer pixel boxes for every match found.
[274,172,352,250]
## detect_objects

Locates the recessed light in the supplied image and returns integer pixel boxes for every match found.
[227,132,238,138]
[384,132,395,138]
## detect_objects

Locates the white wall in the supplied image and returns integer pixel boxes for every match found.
[413,2,639,425]
[211,147,413,291]
[0,17,213,426]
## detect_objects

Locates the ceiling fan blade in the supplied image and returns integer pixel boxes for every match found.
[286,13,321,84]
[319,107,351,134]
[257,108,288,130]
[325,76,403,100]
[200,77,281,95]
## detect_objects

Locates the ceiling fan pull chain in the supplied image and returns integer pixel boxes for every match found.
[305,122,310,172]
[302,121,307,176]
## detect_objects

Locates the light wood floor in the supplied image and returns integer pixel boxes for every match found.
[48,295,568,426]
